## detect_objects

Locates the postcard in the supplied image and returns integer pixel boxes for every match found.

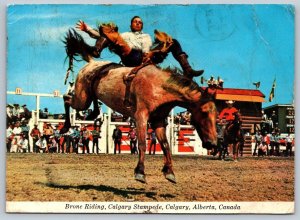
[6,4,294,214]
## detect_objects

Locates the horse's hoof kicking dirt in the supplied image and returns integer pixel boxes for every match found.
[165,174,176,184]
[135,174,146,183]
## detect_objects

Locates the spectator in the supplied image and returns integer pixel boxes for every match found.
[112,125,122,154]
[179,112,185,125]
[17,134,29,153]
[267,118,274,132]
[128,126,138,154]
[261,110,267,121]
[207,76,216,87]
[77,131,84,154]
[43,123,54,145]
[36,136,47,153]
[30,124,41,153]
[285,133,293,157]
[62,127,73,153]
[78,133,85,154]
[274,133,280,156]
[20,119,30,152]
[174,114,181,125]
[253,131,263,156]
[6,123,14,153]
[91,126,101,154]
[81,125,90,154]
[22,104,31,120]
[71,126,80,154]
[183,111,191,125]
[12,121,22,152]
[264,133,271,156]
[6,104,14,123]
[269,131,276,156]
[54,125,62,153]
[257,134,268,156]
[149,130,157,155]
[48,136,58,153]
[43,108,49,119]
[273,125,280,135]
[12,104,21,120]
[270,111,278,129]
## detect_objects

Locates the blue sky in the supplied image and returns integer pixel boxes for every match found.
[6,4,295,114]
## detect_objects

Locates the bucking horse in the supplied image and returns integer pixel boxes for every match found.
[60,29,218,183]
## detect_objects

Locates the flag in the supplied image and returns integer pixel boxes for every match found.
[269,79,276,102]
[253,81,260,89]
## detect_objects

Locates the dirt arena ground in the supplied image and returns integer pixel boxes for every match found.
[6,153,294,202]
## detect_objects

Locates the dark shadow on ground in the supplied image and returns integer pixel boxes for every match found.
[41,182,167,200]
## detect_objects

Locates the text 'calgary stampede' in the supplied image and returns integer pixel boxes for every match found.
[65,203,241,212]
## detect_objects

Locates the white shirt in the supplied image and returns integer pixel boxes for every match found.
[18,138,29,149]
[286,136,293,143]
[36,139,47,149]
[121,31,152,53]
[6,107,13,118]
[6,127,13,138]
[13,127,22,135]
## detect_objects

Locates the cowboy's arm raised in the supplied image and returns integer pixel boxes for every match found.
[76,20,100,39]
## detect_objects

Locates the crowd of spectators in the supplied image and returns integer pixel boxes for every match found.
[6,103,104,154]
[253,130,294,157]
[6,103,294,156]
[7,120,104,154]
[6,103,31,125]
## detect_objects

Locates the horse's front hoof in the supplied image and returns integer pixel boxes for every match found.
[165,174,176,184]
[135,173,146,183]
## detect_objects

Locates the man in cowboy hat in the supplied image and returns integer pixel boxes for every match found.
[218,100,238,122]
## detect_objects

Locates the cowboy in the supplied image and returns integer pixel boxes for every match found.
[76,16,204,79]
[218,100,238,123]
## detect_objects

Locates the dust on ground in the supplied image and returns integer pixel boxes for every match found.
[6,153,294,202]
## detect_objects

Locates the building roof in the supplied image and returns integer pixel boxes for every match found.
[263,104,294,110]
[206,87,266,103]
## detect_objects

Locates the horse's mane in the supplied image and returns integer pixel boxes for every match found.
[162,66,201,93]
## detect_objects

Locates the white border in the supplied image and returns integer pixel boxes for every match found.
[1,0,299,219]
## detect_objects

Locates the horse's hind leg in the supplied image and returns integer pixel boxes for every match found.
[134,110,149,183]
[61,82,92,133]
[155,126,176,184]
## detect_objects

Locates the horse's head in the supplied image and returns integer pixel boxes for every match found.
[189,88,218,150]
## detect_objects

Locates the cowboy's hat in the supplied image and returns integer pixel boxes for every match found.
[226,100,235,104]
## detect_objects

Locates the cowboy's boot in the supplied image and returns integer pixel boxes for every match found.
[175,53,204,79]
[100,24,131,56]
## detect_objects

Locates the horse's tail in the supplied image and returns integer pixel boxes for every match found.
[63,28,95,63]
